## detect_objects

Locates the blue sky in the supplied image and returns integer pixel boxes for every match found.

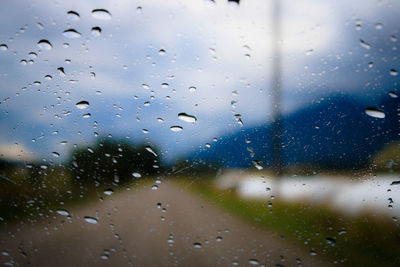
[0,0,399,164]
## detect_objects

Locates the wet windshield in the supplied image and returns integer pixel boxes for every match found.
[0,0,399,266]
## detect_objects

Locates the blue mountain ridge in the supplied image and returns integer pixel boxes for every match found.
[188,94,399,170]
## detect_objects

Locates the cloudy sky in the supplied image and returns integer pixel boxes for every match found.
[0,0,398,164]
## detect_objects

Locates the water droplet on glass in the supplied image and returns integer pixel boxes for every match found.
[145,146,158,157]
[91,9,112,20]
[216,236,223,242]
[158,49,166,55]
[305,49,314,56]
[389,91,398,98]
[63,29,81,38]
[44,74,52,80]
[100,254,109,260]
[170,126,183,132]
[58,67,66,76]
[390,69,398,76]
[52,152,60,157]
[142,84,150,90]
[67,10,80,20]
[82,113,91,118]
[248,259,259,265]
[84,216,98,224]
[132,172,141,178]
[375,23,383,30]
[365,107,385,119]
[56,209,70,216]
[103,188,114,196]
[0,44,8,51]
[157,118,164,122]
[252,160,263,170]
[189,86,196,92]
[76,100,90,109]
[193,242,202,248]
[152,185,158,190]
[178,113,197,123]
[161,83,169,88]
[360,39,371,50]
[37,39,52,50]
[325,237,336,247]
[309,250,317,256]
[91,27,101,37]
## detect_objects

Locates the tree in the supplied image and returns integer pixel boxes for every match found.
[69,138,160,187]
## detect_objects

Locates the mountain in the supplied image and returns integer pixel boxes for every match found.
[188,94,399,170]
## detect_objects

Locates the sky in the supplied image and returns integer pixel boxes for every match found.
[0,0,399,164]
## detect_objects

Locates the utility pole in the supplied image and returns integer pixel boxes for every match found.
[271,0,283,176]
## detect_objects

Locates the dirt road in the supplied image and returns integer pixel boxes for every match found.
[0,181,331,266]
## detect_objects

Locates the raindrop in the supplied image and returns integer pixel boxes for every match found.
[248,259,259,265]
[44,75,52,80]
[103,188,114,195]
[91,26,101,37]
[142,84,150,90]
[36,22,44,30]
[193,242,202,248]
[58,67,66,76]
[390,69,398,76]
[52,152,60,157]
[252,160,263,170]
[157,118,164,122]
[20,59,27,65]
[158,49,166,55]
[375,23,383,30]
[152,185,158,190]
[132,172,141,178]
[100,254,109,260]
[91,9,112,20]
[216,236,223,242]
[142,129,149,134]
[309,250,317,256]
[161,83,169,88]
[305,49,314,56]
[0,44,8,51]
[90,72,96,79]
[67,10,80,20]
[84,216,98,224]
[189,86,196,92]
[82,113,91,118]
[178,113,197,123]
[76,100,90,109]
[145,146,158,157]
[56,209,70,216]
[365,107,385,119]
[37,39,52,50]
[368,62,374,68]
[170,126,183,132]
[63,29,81,38]
[325,237,336,247]
[389,91,398,98]
[360,39,371,50]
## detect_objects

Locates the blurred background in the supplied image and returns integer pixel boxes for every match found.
[0,0,400,266]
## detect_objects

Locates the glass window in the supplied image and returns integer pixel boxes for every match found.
[0,0,399,266]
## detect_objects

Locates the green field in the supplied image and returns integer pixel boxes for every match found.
[178,176,400,267]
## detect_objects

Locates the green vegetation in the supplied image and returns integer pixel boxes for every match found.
[372,141,400,173]
[178,177,400,267]
[0,138,161,225]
